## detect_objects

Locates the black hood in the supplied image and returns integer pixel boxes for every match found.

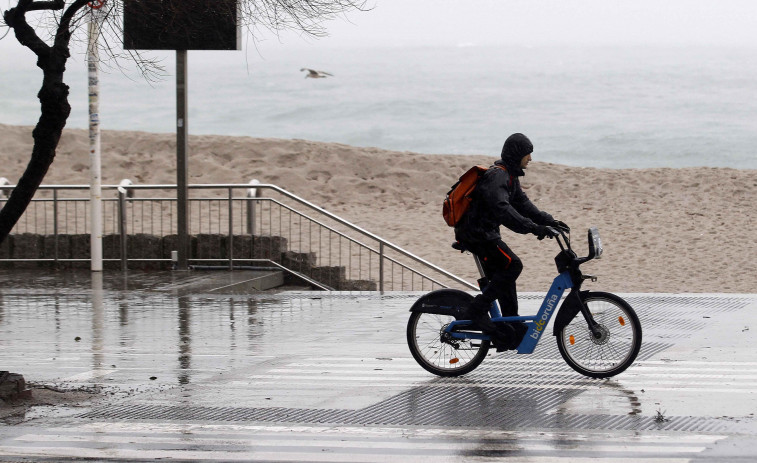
[500,133,533,176]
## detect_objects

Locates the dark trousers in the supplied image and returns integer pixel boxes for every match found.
[467,240,523,316]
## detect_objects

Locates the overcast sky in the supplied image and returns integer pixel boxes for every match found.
[315,0,757,48]
[1,0,756,61]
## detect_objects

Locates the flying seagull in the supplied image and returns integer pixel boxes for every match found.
[301,68,333,79]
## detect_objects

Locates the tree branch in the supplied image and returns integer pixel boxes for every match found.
[53,0,89,51]
[3,2,51,57]
[25,0,65,12]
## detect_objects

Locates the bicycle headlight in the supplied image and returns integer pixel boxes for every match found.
[588,227,603,259]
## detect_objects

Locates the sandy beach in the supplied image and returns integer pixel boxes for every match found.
[1,123,755,293]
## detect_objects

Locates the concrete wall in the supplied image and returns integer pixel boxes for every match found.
[0,233,376,290]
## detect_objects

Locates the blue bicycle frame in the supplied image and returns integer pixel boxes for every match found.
[444,271,574,354]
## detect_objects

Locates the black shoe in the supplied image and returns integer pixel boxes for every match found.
[464,297,497,332]
[499,321,528,350]
[465,297,516,351]
[510,321,528,347]
[491,323,517,352]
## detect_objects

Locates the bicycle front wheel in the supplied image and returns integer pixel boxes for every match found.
[556,292,642,378]
[407,311,490,377]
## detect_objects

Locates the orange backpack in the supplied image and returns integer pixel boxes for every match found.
[442,165,507,227]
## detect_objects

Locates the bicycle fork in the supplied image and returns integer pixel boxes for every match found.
[573,279,604,340]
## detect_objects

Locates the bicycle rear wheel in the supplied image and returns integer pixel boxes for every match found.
[407,311,490,377]
[556,292,642,378]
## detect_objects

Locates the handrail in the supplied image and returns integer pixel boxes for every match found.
[259,198,450,288]
[2,182,478,290]
[219,184,477,290]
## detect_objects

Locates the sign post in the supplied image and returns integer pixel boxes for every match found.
[176,50,189,270]
[123,0,241,271]
[88,1,104,272]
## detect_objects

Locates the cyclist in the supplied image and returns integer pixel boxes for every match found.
[455,133,568,351]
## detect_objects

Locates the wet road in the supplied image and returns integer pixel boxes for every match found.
[0,269,756,461]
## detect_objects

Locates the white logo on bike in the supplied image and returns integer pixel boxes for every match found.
[530,294,559,340]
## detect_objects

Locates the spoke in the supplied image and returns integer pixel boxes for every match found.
[413,312,484,371]
[606,335,627,359]
[605,331,632,363]
[582,336,597,366]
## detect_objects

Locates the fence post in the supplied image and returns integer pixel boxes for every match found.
[0,178,9,254]
[379,242,384,293]
[228,187,233,270]
[53,189,59,263]
[117,180,133,271]
[0,177,10,199]
[246,179,259,235]
[118,189,127,271]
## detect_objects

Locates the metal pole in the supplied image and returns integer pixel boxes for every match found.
[176,50,189,270]
[53,189,58,263]
[88,10,102,271]
[379,242,384,293]
[246,197,254,235]
[228,187,233,270]
[246,179,259,235]
[118,190,127,271]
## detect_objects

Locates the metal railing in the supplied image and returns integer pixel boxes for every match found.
[0,183,476,291]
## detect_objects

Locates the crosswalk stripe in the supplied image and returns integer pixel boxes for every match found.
[225,382,754,397]
[0,446,697,462]
[239,374,756,392]
[265,367,757,381]
[0,446,448,462]
[60,369,118,381]
[10,434,709,454]
[0,424,722,463]
[287,359,757,374]
[74,422,728,442]
[299,357,757,367]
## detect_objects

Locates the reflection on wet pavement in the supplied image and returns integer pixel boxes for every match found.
[0,270,286,388]
[1,269,756,461]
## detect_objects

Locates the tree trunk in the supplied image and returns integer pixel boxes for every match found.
[0,2,75,246]
[0,65,70,245]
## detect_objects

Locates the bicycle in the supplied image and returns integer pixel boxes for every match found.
[406,227,642,378]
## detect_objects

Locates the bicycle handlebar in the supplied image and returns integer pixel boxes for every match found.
[555,226,602,267]
[552,226,571,252]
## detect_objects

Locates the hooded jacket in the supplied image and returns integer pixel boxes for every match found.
[454,135,554,244]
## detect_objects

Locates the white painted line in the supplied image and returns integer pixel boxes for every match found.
[60,369,117,381]
[0,447,694,462]
[627,366,757,375]
[10,434,708,454]
[74,422,728,443]
[304,357,757,368]
[266,367,757,381]
[636,360,757,367]
[231,378,757,394]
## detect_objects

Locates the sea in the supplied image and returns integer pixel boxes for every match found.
[2,45,757,169]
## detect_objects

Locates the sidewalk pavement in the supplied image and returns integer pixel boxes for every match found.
[1,269,756,462]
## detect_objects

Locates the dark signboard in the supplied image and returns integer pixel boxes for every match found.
[124,0,240,50]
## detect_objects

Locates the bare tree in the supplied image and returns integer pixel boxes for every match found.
[0,0,367,245]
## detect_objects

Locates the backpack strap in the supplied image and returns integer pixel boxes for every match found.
[490,165,513,187]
